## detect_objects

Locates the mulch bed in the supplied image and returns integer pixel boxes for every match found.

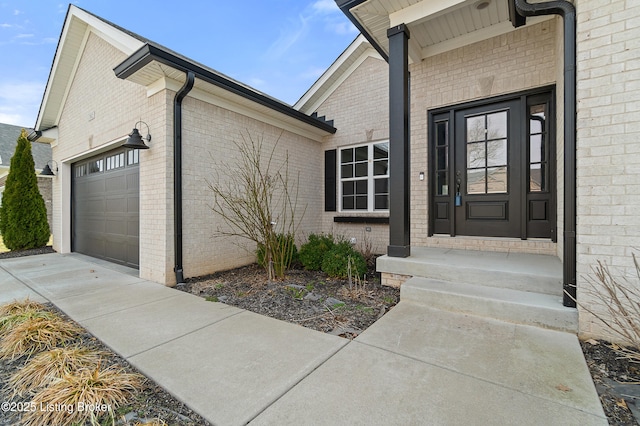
[179,263,400,339]
[0,246,54,260]
[581,339,640,425]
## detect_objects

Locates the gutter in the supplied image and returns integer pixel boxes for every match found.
[114,44,336,134]
[512,0,577,308]
[173,71,195,285]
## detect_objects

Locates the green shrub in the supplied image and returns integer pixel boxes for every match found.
[0,129,50,251]
[298,234,335,271]
[321,241,367,279]
[256,233,298,278]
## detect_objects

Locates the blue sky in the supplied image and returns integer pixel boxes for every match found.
[0,1,358,128]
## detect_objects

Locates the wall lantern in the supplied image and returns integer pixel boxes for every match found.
[122,120,151,149]
[40,160,58,176]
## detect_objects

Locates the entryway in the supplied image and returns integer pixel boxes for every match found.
[430,88,556,240]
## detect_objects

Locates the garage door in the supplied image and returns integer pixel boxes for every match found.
[72,148,140,268]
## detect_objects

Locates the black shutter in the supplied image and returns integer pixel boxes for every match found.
[325,149,337,212]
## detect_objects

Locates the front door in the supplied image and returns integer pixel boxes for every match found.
[454,100,521,237]
[430,89,556,240]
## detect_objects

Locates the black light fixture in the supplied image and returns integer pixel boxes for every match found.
[41,160,58,176]
[123,120,151,149]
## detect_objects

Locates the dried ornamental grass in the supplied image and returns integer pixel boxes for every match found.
[0,298,47,317]
[0,299,53,338]
[9,346,107,396]
[22,366,143,426]
[0,315,82,360]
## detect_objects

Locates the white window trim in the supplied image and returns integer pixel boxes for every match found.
[338,141,389,213]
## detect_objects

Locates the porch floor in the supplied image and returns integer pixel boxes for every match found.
[377,247,577,332]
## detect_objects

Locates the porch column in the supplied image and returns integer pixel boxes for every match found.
[387,24,411,258]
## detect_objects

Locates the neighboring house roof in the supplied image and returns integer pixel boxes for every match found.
[35,5,336,141]
[0,122,52,171]
[294,35,384,114]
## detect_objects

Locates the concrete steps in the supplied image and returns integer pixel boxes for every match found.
[401,277,578,332]
[378,247,578,333]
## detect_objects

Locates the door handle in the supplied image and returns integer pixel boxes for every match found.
[455,171,462,206]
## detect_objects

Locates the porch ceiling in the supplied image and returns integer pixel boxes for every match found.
[348,0,550,62]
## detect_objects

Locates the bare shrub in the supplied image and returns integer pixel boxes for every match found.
[208,132,305,280]
[571,253,640,362]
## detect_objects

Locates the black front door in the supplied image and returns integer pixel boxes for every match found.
[454,100,521,237]
[430,89,556,240]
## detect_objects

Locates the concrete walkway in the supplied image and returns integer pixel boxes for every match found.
[1,253,607,425]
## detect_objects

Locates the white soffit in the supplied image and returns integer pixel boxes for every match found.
[350,0,552,62]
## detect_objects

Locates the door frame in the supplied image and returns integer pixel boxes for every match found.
[428,85,556,241]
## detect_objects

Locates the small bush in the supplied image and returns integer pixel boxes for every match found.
[321,241,367,279]
[299,234,335,271]
[0,129,50,251]
[256,233,298,278]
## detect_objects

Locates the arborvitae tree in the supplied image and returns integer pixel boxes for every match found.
[0,129,50,250]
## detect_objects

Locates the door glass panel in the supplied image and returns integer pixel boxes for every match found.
[467,170,486,194]
[487,139,507,167]
[530,135,542,163]
[437,172,448,195]
[465,109,509,194]
[467,142,485,168]
[487,167,507,193]
[529,104,547,192]
[487,111,507,139]
[466,116,485,142]
[435,119,449,195]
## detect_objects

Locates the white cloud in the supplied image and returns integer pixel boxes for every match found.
[15,33,33,38]
[0,81,44,127]
[264,14,309,60]
[0,23,11,28]
[13,9,21,16]
[0,112,28,127]
[312,0,340,14]
[299,66,325,81]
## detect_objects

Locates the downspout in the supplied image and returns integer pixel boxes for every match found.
[174,71,195,284]
[513,0,576,308]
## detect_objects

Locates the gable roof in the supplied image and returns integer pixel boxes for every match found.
[0,122,51,170]
[36,5,335,140]
[294,35,384,114]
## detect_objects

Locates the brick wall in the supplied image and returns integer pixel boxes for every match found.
[180,96,323,279]
[315,54,390,254]
[575,0,640,341]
